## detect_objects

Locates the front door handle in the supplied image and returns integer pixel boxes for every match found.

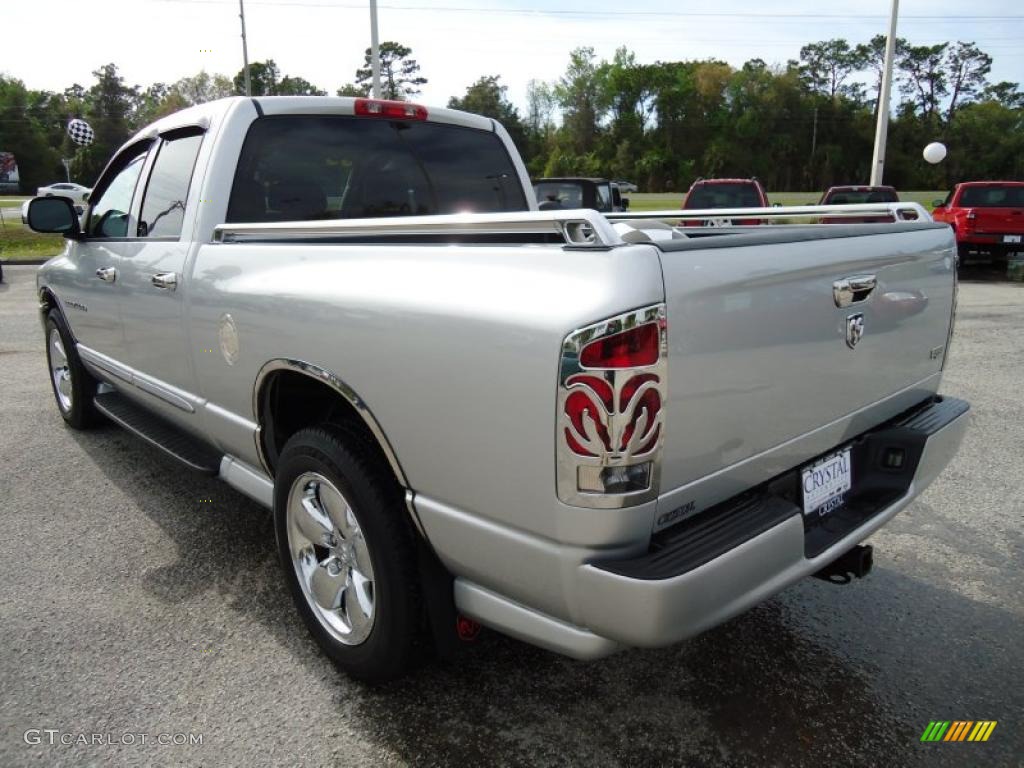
[833,275,877,308]
[95,267,117,283]
[151,272,178,291]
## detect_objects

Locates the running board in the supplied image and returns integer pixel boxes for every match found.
[93,392,222,474]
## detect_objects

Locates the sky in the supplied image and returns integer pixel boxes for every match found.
[3,0,1022,112]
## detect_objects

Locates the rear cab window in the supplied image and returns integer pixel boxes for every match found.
[685,183,763,209]
[959,186,1024,207]
[226,115,528,223]
[825,189,899,205]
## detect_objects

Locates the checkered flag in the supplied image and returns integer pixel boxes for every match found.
[67,118,94,147]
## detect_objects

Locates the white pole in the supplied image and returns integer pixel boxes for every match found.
[239,0,252,97]
[369,0,382,98]
[870,0,899,185]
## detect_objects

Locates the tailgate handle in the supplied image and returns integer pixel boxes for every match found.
[833,275,876,308]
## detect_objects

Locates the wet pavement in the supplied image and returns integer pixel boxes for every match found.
[0,265,1021,767]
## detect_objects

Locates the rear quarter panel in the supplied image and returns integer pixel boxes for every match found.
[186,241,666,546]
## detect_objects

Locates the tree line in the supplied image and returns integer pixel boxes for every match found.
[1,36,1021,194]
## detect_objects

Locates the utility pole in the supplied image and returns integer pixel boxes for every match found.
[870,0,899,185]
[239,0,252,97]
[369,0,382,98]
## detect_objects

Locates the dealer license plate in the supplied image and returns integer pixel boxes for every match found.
[801,448,852,517]
[1004,235,1022,244]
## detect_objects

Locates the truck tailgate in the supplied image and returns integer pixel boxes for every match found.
[655,223,956,493]
[973,207,1024,234]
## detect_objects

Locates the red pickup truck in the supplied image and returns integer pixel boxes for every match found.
[932,181,1024,262]
[680,178,768,227]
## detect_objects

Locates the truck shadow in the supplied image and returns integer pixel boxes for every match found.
[67,425,1020,768]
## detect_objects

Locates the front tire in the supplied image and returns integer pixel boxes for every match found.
[45,309,100,429]
[274,426,421,682]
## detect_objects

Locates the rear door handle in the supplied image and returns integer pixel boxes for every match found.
[151,272,178,291]
[95,267,117,283]
[833,275,877,308]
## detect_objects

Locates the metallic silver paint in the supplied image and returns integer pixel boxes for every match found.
[453,579,620,661]
[218,455,273,508]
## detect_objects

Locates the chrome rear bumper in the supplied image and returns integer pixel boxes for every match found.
[455,397,969,658]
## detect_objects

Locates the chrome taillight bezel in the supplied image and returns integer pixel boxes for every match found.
[556,304,667,508]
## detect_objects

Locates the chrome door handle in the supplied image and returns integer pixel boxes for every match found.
[95,267,117,283]
[833,275,877,308]
[151,272,178,291]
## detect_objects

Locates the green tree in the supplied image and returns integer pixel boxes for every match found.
[234,60,280,96]
[276,75,326,96]
[799,39,867,100]
[0,76,62,191]
[944,41,992,122]
[354,42,426,100]
[76,63,138,183]
[336,82,369,97]
[554,47,604,155]
[897,43,949,123]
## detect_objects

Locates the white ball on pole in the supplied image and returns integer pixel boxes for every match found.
[923,142,947,164]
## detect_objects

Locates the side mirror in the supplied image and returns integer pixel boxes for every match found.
[932,199,945,208]
[82,191,90,203]
[621,197,630,210]
[27,197,81,238]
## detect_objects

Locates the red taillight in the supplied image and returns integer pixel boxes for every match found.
[580,323,660,368]
[354,98,427,121]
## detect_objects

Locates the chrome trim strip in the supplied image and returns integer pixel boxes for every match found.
[252,359,409,488]
[77,344,196,413]
[218,455,274,509]
[76,344,132,383]
[608,202,933,223]
[213,209,625,250]
[132,374,196,413]
[405,490,429,540]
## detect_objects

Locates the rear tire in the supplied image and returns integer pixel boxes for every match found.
[44,309,100,429]
[273,426,421,682]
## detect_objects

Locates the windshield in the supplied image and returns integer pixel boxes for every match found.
[959,185,1024,207]
[825,189,898,204]
[533,182,584,209]
[685,183,762,209]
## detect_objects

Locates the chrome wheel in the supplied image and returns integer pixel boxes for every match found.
[48,327,73,413]
[286,472,376,646]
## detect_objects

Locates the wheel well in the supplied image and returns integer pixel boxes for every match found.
[257,369,404,486]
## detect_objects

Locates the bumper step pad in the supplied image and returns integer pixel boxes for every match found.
[592,396,969,580]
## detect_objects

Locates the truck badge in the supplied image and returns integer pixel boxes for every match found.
[846,313,865,349]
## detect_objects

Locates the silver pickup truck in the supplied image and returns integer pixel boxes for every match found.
[27,96,969,682]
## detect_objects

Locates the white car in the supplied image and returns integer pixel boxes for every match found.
[36,182,90,204]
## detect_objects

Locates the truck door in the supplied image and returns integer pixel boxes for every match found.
[58,142,152,368]
[113,128,206,426]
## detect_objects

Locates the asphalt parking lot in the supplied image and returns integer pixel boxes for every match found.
[0,264,1021,767]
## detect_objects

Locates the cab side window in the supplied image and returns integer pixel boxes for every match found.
[88,150,148,238]
[138,132,204,239]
